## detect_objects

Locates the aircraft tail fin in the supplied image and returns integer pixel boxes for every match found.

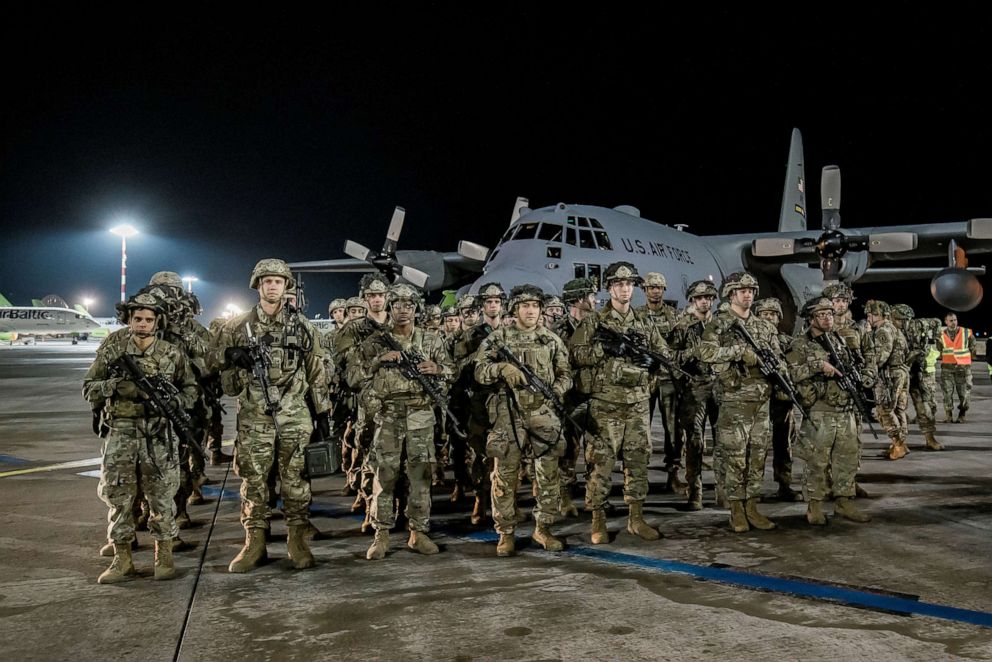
[0,293,11,307]
[31,299,43,307]
[778,128,807,232]
[439,289,458,310]
[74,304,89,315]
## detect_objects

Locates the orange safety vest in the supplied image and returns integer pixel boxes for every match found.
[940,327,973,365]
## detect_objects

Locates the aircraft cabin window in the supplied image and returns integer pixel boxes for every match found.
[577,217,590,228]
[513,222,539,240]
[538,223,563,242]
[578,229,596,249]
[565,228,576,245]
[574,263,586,278]
[547,246,561,259]
[589,218,604,229]
[588,264,602,288]
[594,231,613,250]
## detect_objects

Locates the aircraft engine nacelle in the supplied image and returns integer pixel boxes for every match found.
[398,251,448,289]
[930,267,983,312]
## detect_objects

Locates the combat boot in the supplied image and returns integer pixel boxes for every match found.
[450,484,463,503]
[943,409,954,423]
[626,502,661,540]
[287,525,316,569]
[560,488,579,517]
[154,539,176,581]
[470,493,489,526]
[366,529,389,560]
[777,482,802,502]
[187,485,205,506]
[228,529,268,573]
[175,511,193,529]
[98,543,136,584]
[806,500,827,526]
[210,448,233,465]
[532,523,564,551]
[729,501,750,533]
[957,408,967,423]
[100,538,137,557]
[665,471,687,494]
[351,492,364,512]
[172,537,193,552]
[590,509,609,544]
[496,534,515,557]
[887,439,909,460]
[834,497,871,523]
[407,531,440,555]
[686,488,703,511]
[744,498,776,530]
[924,432,945,451]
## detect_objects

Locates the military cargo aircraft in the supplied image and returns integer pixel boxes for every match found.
[290,129,990,325]
[0,293,103,344]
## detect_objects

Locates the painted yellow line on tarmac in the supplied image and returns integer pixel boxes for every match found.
[0,457,101,478]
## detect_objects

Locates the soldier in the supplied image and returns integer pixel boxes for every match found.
[752,297,801,501]
[891,304,944,450]
[441,306,461,340]
[938,312,976,423]
[423,304,442,331]
[865,300,911,460]
[476,285,573,555]
[457,294,481,329]
[352,284,453,560]
[451,282,507,524]
[787,297,871,525]
[552,277,599,517]
[670,279,719,510]
[211,259,330,572]
[697,271,783,532]
[543,294,565,329]
[328,298,348,328]
[571,262,671,544]
[637,272,683,493]
[346,296,368,321]
[322,298,349,479]
[84,292,198,583]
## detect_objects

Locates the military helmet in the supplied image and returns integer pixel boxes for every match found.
[752,297,784,318]
[328,298,348,314]
[720,271,760,299]
[543,294,564,309]
[387,283,423,310]
[118,291,168,325]
[477,282,507,302]
[345,296,368,311]
[685,279,718,299]
[801,296,834,319]
[149,271,184,289]
[249,258,295,290]
[440,306,459,318]
[603,261,643,286]
[561,277,597,303]
[642,272,667,289]
[890,303,915,320]
[424,304,442,318]
[186,292,203,316]
[822,282,855,301]
[507,284,545,312]
[456,294,479,311]
[864,299,890,316]
[359,273,390,297]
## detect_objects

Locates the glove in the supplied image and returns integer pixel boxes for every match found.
[225,347,253,370]
[314,412,331,441]
[500,363,526,388]
[602,341,627,358]
[633,354,657,370]
[741,347,759,367]
[116,379,139,399]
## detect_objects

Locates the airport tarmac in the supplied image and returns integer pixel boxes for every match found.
[0,341,989,661]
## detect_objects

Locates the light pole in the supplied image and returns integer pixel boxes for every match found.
[82,297,95,314]
[182,275,199,293]
[109,224,139,302]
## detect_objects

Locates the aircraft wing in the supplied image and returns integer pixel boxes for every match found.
[287,258,378,273]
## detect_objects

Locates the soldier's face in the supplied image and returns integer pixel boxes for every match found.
[546,306,564,320]
[427,316,441,329]
[758,310,781,326]
[483,297,502,319]
[811,311,835,332]
[390,300,416,325]
[461,309,479,326]
[609,280,634,304]
[259,276,287,305]
[348,307,366,320]
[893,317,904,329]
[691,295,715,314]
[365,293,386,313]
[945,314,958,330]
[332,308,346,324]
[867,312,882,328]
[515,301,541,329]
[644,285,665,304]
[129,308,158,338]
[831,296,850,315]
[444,317,461,333]
[731,288,755,309]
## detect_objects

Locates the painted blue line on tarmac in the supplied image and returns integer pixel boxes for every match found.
[0,454,31,465]
[452,530,992,628]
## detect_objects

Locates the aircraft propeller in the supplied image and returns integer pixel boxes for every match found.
[342,207,431,289]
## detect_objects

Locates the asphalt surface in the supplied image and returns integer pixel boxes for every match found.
[0,340,990,661]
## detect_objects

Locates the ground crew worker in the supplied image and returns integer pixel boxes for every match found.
[84,292,197,583]
[475,285,572,556]
[939,312,976,422]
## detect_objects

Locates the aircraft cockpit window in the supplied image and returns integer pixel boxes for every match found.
[577,217,590,228]
[565,228,576,245]
[589,218,604,229]
[538,223,563,242]
[594,231,613,250]
[566,216,577,226]
[514,222,539,240]
[500,226,517,244]
[578,229,596,249]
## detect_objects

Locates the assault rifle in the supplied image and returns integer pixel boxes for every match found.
[814,333,879,439]
[731,319,814,424]
[245,323,282,436]
[112,353,205,461]
[377,330,466,438]
[593,325,691,379]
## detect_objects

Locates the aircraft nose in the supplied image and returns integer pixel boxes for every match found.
[471,267,560,295]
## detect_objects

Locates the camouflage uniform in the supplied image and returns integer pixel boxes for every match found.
[866,300,911,459]
[476,295,572,550]
[892,305,943,449]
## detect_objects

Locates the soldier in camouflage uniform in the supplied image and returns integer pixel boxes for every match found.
[211,259,330,572]
[637,272,683,493]
[670,280,719,510]
[552,277,599,517]
[752,297,801,501]
[891,304,944,450]
[865,300,911,460]
[351,284,453,560]
[423,304,442,331]
[543,294,565,329]
[84,292,198,583]
[346,296,368,321]
[939,312,976,423]
[441,305,461,341]
[571,262,672,544]
[786,297,871,525]
[457,294,481,329]
[698,271,783,533]
[443,295,480,502]
[451,283,507,524]
[476,285,573,555]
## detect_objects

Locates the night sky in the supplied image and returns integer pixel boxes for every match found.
[2,10,990,327]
